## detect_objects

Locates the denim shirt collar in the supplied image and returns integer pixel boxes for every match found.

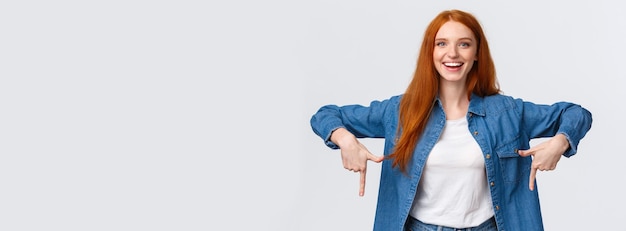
[434,93,486,117]
[468,93,486,117]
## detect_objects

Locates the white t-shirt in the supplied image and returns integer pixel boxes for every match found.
[409,116,494,228]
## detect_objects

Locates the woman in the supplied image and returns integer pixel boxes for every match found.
[309,9,592,231]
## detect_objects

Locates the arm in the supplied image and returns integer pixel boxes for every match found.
[519,100,593,157]
[310,96,399,196]
[517,100,593,190]
[310,96,399,148]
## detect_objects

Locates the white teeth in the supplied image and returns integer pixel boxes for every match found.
[444,62,462,67]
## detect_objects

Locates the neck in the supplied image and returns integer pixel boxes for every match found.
[439,84,469,120]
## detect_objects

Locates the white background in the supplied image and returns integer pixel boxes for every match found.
[0,1,622,230]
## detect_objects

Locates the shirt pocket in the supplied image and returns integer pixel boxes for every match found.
[495,139,526,183]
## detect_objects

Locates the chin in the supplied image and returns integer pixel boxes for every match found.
[440,75,467,82]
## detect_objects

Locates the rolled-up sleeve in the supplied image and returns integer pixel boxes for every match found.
[519,99,593,157]
[310,96,399,149]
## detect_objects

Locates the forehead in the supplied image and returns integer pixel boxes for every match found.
[435,21,475,40]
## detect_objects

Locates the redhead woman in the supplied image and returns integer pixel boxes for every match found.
[310,9,592,231]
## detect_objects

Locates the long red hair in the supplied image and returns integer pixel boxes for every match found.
[389,10,500,173]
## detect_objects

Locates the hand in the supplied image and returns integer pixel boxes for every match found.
[517,134,570,191]
[331,128,384,196]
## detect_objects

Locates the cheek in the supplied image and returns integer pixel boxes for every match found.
[464,61,475,71]
[467,50,478,61]
[460,52,475,62]
[432,50,444,61]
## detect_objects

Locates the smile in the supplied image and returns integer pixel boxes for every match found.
[443,62,463,67]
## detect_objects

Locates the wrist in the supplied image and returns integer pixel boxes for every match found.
[557,133,571,152]
[331,128,356,148]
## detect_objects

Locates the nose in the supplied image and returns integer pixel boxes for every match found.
[447,46,459,58]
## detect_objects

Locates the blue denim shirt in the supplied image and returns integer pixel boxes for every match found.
[310,94,592,231]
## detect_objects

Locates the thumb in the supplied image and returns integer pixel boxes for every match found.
[517,148,534,157]
[367,153,384,163]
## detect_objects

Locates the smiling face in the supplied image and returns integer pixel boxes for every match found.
[433,20,478,84]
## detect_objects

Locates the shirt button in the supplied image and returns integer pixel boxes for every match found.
[473,131,478,135]
[495,205,500,210]
[514,148,518,153]
[486,154,491,159]
[490,182,495,186]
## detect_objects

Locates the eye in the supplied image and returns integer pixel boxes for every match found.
[459,42,471,48]
[436,41,446,47]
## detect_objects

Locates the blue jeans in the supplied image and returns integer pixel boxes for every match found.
[404,216,498,231]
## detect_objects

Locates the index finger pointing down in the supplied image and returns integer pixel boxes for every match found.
[359,169,367,197]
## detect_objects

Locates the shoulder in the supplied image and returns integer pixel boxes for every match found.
[389,94,402,104]
[482,94,516,103]
[480,94,523,113]
[371,94,402,108]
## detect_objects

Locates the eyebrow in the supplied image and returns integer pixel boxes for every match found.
[434,37,474,41]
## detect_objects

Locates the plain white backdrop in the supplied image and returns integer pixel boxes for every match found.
[0,1,622,230]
